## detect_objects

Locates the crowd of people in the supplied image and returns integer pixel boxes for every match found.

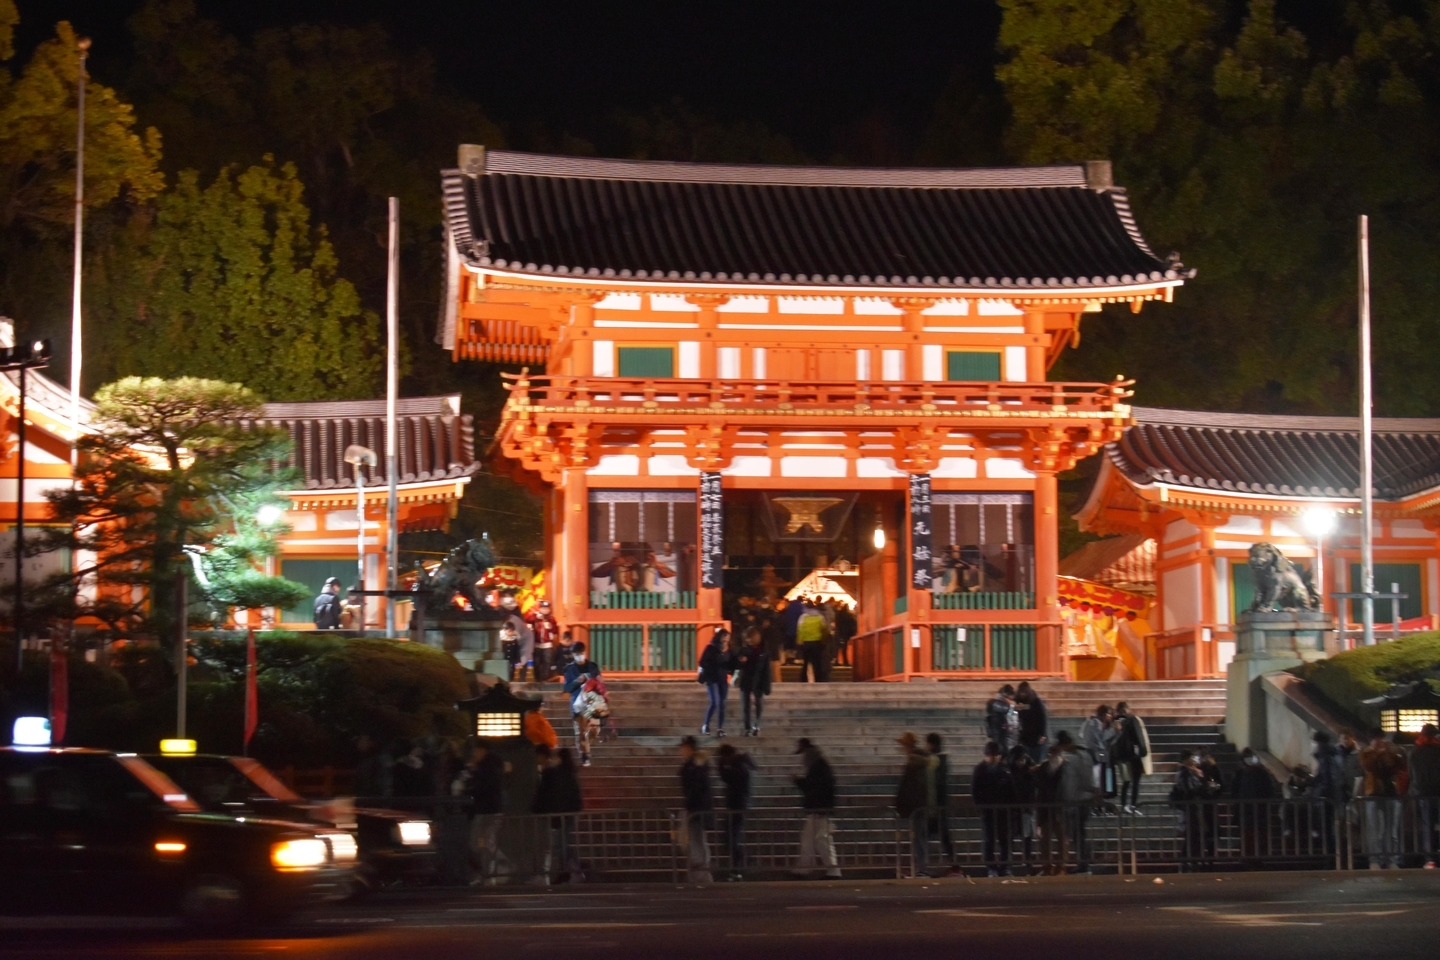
[727,594,858,682]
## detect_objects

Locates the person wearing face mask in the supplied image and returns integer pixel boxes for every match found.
[1233,747,1278,865]
[563,642,603,767]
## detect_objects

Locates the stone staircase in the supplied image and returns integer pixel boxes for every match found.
[517,679,1233,812]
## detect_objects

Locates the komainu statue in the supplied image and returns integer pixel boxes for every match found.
[1245,542,1320,612]
[413,538,496,612]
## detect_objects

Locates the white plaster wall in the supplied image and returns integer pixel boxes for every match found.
[1162,563,1202,629]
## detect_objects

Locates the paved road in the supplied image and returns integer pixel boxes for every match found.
[4,873,1438,959]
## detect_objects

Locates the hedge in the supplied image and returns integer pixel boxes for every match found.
[1294,631,1440,728]
[2,634,473,768]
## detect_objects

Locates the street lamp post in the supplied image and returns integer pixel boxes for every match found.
[1301,506,1337,616]
[343,445,378,634]
[4,340,53,674]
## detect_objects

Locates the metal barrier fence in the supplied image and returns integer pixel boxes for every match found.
[367,796,1440,885]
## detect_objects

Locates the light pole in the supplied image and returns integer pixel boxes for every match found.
[4,339,53,674]
[344,445,378,634]
[1301,506,1337,615]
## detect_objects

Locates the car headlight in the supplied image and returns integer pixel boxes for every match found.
[396,821,431,846]
[322,832,358,863]
[271,838,328,871]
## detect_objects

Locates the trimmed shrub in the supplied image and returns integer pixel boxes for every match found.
[1295,632,1440,727]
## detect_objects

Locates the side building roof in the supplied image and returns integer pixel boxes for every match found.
[441,150,1188,292]
[244,395,479,492]
[1106,407,1440,501]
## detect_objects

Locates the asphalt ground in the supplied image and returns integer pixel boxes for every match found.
[3,872,1438,959]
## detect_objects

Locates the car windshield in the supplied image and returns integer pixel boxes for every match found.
[109,755,203,812]
[148,757,297,810]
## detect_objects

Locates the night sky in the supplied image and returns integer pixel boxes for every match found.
[14,0,1003,157]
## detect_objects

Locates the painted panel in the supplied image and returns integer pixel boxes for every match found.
[946,350,1001,381]
[1392,519,1434,538]
[1349,562,1423,621]
[593,340,616,377]
[768,349,807,380]
[854,298,903,315]
[882,349,905,381]
[678,341,700,378]
[984,458,1035,479]
[923,344,943,382]
[717,347,741,379]
[856,348,872,381]
[650,294,699,312]
[779,456,849,478]
[717,296,770,313]
[617,346,675,377]
[1004,345,1028,382]
[595,293,640,310]
[1217,516,1263,535]
[932,457,979,478]
[752,347,766,378]
[588,455,641,476]
[1162,563,1202,629]
[777,297,844,315]
[815,349,856,381]
[1166,518,1200,542]
[721,456,772,477]
[647,455,699,476]
[857,457,906,478]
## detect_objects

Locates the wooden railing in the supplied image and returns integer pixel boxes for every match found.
[852,620,1062,681]
[502,373,1133,421]
[1145,624,1228,680]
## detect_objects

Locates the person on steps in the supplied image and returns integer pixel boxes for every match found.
[895,732,936,878]
[717,743,756,879]
[927,732,957,873]
[1015,681,1048,763]
[678,735,714,883]
[563,642,603,767]
[699,628,736,737]
[1111,702,1151,815]
[736,626,772,736]
[972,740,1016,877]
[792,738,841,878]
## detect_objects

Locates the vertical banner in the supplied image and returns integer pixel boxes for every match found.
[909,473,933,591]
[699,472,724,590]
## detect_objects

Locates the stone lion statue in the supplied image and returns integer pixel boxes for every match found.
[1246,542,1319,612]
[413,538,496,612]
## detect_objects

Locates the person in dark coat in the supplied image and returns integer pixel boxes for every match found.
[391,739,431,798]
[717,743,756,878]
[1034,744,1067,875]
[455,740,507,882]
[792,738,841,878]
[971,740,1016,876]
[1015,681,1048,763]
[1170,751,1209,868]
[533,746,584,883]
[1310,729,1347,855]
[1233,747,1277,863]
[699,629,736,737]
[678,736,714,882]
[1006,745,1038,869]
[313,577,343,629]
[736,626,772,736]
[1410,723,1440,868]
[895,732,936,877]
[926,732,957,873]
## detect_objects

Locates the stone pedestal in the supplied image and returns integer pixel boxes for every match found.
[1225,611,1333,751]
[416,608,508,676]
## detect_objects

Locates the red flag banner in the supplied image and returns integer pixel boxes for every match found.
[243,628,258,753]
[50,640,68,746]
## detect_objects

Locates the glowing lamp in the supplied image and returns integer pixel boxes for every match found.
[872,526,886,550]
[256,503,286,527]
[12,716,51,748]
[1301,506,1338,538]
[160,738,197,756]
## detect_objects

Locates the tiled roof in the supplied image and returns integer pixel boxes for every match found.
[441,150,1188,291]
[1059,534,1155,585]
[1108,407,1440,500]
[243,396,479,491]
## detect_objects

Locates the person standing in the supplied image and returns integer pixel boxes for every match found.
[1170,751,1208,869]
[1006,745,1038,870]
[736,626,772,736]
[678,736,714,883]
[984,685,1020,756]
[526,600,560,681]
[533,746,584,884]
[699,628,736,737]
[314,577,343,629]
[971,741,1016,877]
[926,732,956,873]
[1359,729,1407,869]
[1409,723,1440,869]
[895,732,936,878]
[795,601,831,682]
[1111,702,1152,815]
[716,743,756,879]
[1056,731,1096,873]
[1080,705,1115,808]
[563,642,602,767]
[833,602,857,667]
[1035,744,1067,875]
[1310,729,1347,855]
[1233,747,1278,865]
[792,738,842,878]
[1015,681,1048,763]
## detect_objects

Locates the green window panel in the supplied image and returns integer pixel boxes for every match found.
[1348,562,1423,622]
[989,625,1037,670]
[589,625,645,672]
[650,625,697,671]
[617,346,675,378]
[932,592,1035,610]
[946,351,1002,382]
[932,626,985,670]
[893,628,906,676]
[279,558,356,624]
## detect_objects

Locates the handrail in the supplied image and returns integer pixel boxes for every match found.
[501,372,1134,421]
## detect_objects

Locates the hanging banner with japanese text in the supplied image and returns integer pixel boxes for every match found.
[909,473,932,591]
[700,472,724,589]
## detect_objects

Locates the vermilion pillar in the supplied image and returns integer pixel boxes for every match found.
[1034,470,1060,674]
[561,467,589,638]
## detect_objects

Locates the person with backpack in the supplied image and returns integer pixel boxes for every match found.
[792,738,841,878]
[1360,729,1408,869]
[563,641,603,767]
[699,628,736,737]
[984,685,1020,756]
[795,600,832,682]
[1111,701,1152,815]
[716,743,757,879]
[736,626,772,736]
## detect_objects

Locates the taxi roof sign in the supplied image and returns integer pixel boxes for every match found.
[12,716,51,747]
[159,738,197,756]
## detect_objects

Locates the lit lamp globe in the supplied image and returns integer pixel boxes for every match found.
[1301,506,1338,538]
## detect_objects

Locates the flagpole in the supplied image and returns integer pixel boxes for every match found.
[385,197,400,637]
[70,38,88,466]
[1359,215,1376,647]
